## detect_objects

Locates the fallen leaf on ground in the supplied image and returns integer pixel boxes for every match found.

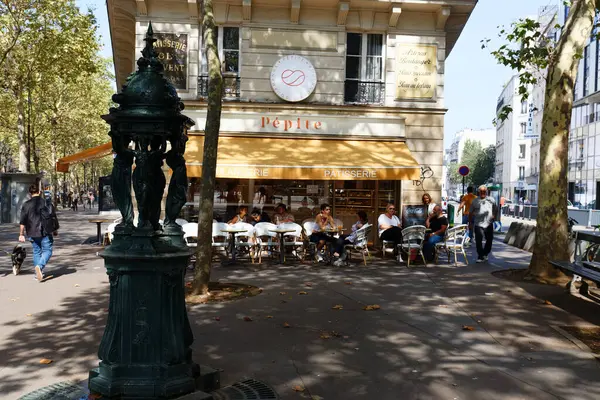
[344,281,352,285]
[544,300,552,305]
[332,304,343,310]
[10,298,17,302]
[243,316,253,322]
[462,325,475,331]
[320,333,331,339]
[363,304,381,311]
[39,358,53,364]
[74,284,80,287]
[279,292,287,295]
[305,282,313,287]
[438,305,448,308]
[26,314,32,317]
[214,316,221,321]
[283,322,291,328]
[292,385,305,392]
[266,315,273,319]
[298,291,308,295]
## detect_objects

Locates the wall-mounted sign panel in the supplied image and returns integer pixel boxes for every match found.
[395,44,437,99]
[154,33,188,90]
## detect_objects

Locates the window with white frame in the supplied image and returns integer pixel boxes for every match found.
[520,122,527,136]
[520,100,528,114]
[345,33,384,103]
[199,26,240,98]
[200,26,240,74]
[518,144,526,159]
[518,166,525,180]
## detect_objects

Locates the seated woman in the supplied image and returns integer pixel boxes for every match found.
[423,205,448,261]
[228,205,248,224]
[422,193,437,215]
[332,211,368,267]
[378,203,403,262]
[309,204,337,262]
[249,208,271,225]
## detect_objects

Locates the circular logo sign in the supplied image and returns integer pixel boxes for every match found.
[270,55,317,102]
[458,165,470,176]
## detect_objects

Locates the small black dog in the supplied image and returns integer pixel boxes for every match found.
[11,245,26,276]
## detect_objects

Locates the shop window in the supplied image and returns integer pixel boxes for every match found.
[344,33,385,104]
[198,26,240,99]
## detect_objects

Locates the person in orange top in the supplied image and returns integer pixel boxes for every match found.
[459,186,477,242]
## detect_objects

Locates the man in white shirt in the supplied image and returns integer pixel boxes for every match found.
[378,203,403,262]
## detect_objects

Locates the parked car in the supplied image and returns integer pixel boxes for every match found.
[567,200,578,210]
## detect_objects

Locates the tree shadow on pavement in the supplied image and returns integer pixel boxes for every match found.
[0,288,108,396]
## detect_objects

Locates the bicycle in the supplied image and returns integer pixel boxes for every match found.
[570,218,600,262]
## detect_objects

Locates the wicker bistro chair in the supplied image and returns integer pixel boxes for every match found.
[435,224,468,265]
[253,222,278,264]
[344,223,372,266]
[211,222,229,259]
[182,222,199,247]
[302,220,318,261]
[230,222,257,263]
[279,222,304,262]
[398,225,427,267]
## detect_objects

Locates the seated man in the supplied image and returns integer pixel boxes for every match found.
[378,203,403,262]
[423,205,448,261]
[272,203,295,225]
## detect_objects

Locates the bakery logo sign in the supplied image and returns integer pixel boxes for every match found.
[270,55,317,102]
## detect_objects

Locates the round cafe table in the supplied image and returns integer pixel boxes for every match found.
[220,226,248,263]
[88,218,112,245]
[268,227,297,264]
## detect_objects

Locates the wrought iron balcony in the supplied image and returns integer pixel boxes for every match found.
[344,80,385,104]
[197,75,240,99]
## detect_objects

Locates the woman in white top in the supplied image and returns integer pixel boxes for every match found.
[422,193,436,215]
[378,203,403,260]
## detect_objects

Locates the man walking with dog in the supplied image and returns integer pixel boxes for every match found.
[18,184,59,281]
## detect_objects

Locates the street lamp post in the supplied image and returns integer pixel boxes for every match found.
[88,23,205,399]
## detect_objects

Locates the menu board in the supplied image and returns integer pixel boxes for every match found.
[153,33,188,90]
[402,205,427,227]
[98,176,117,213]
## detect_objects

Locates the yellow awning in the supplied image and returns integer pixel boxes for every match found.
[186,136,420,180]
[56,136,421,180]
[56,143,113,173]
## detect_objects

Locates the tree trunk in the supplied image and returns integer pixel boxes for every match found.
[529,0,596,281]
[50,139,58,201]
[192,0,223,296]
[16,88,28,172]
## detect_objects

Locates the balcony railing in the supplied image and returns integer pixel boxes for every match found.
[344,80,385,104]
[197,75,240,99]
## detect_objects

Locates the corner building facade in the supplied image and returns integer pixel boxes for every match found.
[106,0,475,235]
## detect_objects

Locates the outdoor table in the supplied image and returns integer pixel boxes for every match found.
[88,218,112,245]
[220,226,247,263]
[268,227,297,264]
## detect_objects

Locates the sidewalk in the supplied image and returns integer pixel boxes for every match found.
[1,212,599,399]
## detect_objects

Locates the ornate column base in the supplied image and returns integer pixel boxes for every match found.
[88,231,209,399]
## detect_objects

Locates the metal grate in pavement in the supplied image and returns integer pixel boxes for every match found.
[18,381,87,400]
[212,378,278,400]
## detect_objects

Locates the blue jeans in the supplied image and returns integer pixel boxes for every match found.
[462,215,473,240]
[424,234,444,261]
[30,235,54,271]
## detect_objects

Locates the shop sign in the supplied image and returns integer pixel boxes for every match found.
[153,33,188,90]
[523,103,538,139]
[270,55,317,102]
[261,116,322,132]
[395,44,437,99]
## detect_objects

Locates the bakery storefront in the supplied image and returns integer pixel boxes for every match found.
[60,0,475,238]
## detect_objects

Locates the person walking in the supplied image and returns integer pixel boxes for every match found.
[459,186,477,245]
[469,185,498,263]
[18,184,59,281]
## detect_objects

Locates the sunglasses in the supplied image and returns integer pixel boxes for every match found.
[388,208,395,211]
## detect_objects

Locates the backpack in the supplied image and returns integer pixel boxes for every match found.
[39,197,59,235]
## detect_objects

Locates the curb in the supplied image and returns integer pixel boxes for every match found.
[550,325,599,359]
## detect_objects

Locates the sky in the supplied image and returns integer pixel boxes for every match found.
[75,0,556,149]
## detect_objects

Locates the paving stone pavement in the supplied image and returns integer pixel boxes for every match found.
[0,210,599,399]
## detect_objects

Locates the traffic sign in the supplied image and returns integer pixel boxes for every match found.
[458,165,470,176]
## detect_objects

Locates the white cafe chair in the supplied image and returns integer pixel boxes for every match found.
[344,223,372,266]
[253,222,278,264]
[230,222,257,263]
[279,222,304,261]
[435,224,469,265]
[398,225,427,267]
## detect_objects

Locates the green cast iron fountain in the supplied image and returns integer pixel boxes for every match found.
[88,23,204,399]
